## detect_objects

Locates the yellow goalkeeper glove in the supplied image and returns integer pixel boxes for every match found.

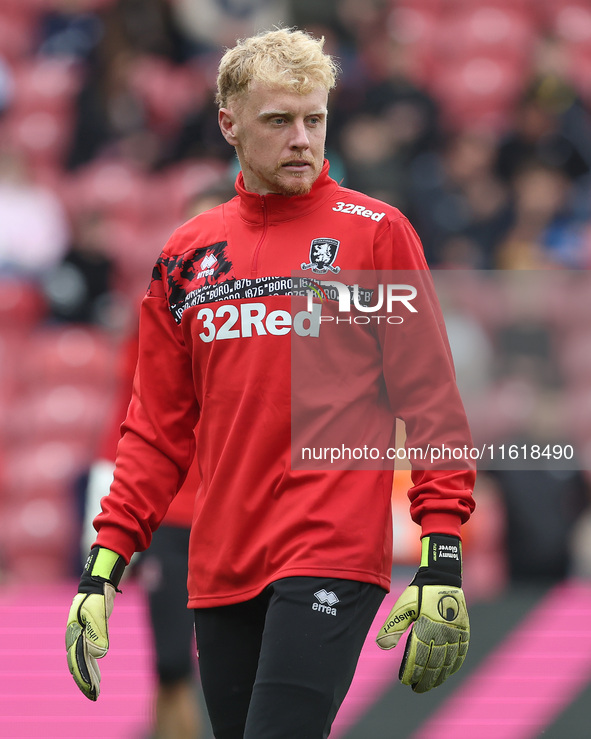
[65,547,126,701]
[376,534,469,693]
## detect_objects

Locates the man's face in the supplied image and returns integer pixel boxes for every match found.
[219,82,328,196]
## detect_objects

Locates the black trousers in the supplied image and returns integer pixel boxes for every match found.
[140,525,195,685]
[194,576,386,739]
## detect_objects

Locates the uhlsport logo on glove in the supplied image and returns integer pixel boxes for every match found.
[382,608,416,633]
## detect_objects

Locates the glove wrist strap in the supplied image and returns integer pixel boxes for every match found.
[411,534,462,588]
[78,547,126,594]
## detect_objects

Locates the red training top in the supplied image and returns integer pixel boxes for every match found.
[94,161,476,607]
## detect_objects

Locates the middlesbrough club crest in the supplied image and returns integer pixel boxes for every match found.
[301,238,341,274]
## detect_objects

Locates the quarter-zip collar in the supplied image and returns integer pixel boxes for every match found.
[236,159,339,225]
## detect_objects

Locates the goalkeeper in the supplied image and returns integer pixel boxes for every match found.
[66,27,475,738]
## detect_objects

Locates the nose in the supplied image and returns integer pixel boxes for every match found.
[289,119,310,150]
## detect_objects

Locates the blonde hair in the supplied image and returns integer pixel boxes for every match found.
[216,28,339,108]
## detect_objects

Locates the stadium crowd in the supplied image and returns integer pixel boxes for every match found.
[1,0,591,594]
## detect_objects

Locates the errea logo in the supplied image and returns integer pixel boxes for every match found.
[313,589,339,616]
[197,253,218,278]
[333,201,385,221]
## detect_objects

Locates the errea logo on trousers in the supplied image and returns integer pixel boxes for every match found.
[313,589,339,616]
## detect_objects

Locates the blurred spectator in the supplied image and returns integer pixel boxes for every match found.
[533,34,591,171]
[162,94,236,168]
[36,0,104,61]
[451,270,588,584]
[363,38,440,155]
[65,45,154,170]
[0,148,69,275]
[42,209,116,325]
[337,112,403,206]
[495,161,586,268]
[79,183,234,739]
[100,0,194,64]
[490,466,587,583]
[438,279,496,401]
[0,56,14,115]
[335,0,390,48]
[335,38,442,211]
[172,0,290,50]
[495,36,591,187]
[185,180,237,219]
[65,0,195,170]
[407,131,512,267]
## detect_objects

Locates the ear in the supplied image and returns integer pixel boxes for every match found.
[219,108,239,146]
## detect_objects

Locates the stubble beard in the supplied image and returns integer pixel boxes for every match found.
[239,150,321,196]
[273,162,319,197]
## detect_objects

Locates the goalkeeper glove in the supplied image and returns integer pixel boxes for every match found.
[65,546,126,700]
[376,533,469,693]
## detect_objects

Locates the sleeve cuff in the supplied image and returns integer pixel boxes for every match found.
[419,512,464,540]
[94,527,137,565]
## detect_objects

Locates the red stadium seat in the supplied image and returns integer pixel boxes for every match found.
[1,475,73,507]
[387,3,441,83]
[4,106,74,172]
[388,3,440,46]
[545,1,591,103]
[441,0,545,22]
[0,278,47,331]
[162,159,231,223]
[0,332,28,418]
[0,497,78,581]
[545,0,591,45]
[59,158,152,219]
[10,58,82,114]
[3,59,81,173]
[127,55,208,135]
[416,2,537,128]
[434,4,537,63]
[6,383,112,446]
[20,324,119,388]
[2,439,91,498]
[0,12,34,62]
[97,212,175,294]
[429,54,528,132]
